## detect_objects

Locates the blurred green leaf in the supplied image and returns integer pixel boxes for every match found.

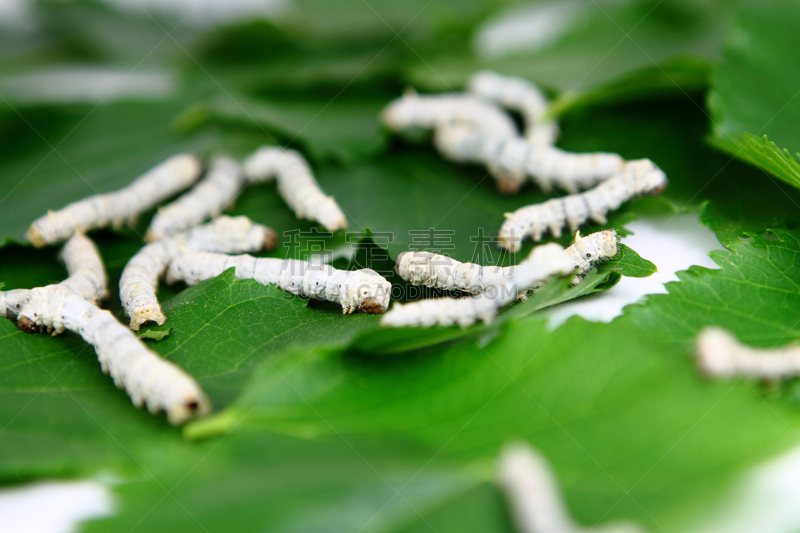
[83,430,485,533]
[190,229,800,531]
[176,92,390,163]
[708,0,800,190]
[0,100,218,244]
[404,0,734,99]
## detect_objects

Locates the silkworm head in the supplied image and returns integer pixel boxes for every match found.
[571,230,618,264]
[17,315,39,334]
[263,228,278,251]
[628,159,668,196]
[394,252,409,275]
[353,269,392,314]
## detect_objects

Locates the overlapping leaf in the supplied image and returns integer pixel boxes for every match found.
[403,0,735,101]
[708,0,800,190]
[183,229,800,532]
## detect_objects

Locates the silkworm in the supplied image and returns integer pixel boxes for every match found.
[382,90,625,194]
[381,92,519,137]
[434,124,625,194]
[242,147,347,232]
[380,242,572,328]
[145,155,246,241]
[395,229,618,294]
[499,159,667,252]
[467,70,559,145]
[58,231,108,303]
[2,232,108,319]
[1,235,209,424]
[0,289,32,320]
[165,252,392,315]
[17,287,209,424]
[381,92,532,193]
[27,153,203,247]
[695,327,800,380]
[121,215,277,330]
[499,441,647,533]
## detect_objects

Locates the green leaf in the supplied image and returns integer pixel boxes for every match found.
[83,430,484,533]
[629,229,800,345]
[610,243,657,278]
[175,92,390,163]
[190,229,800,531]
[710,133,800,190]
[403,0,734,97]
[708,0,800,189]
[0,100,218,244]
[548,55,711,117]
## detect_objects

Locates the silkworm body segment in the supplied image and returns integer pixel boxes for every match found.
[58,231,108,303]
[435,125,624,194]
[499,441,647,533]
[695,327,800,380]
[145,155,246,241]
[467,70,559,145]
[120,215,276,330]
[166,252,392,315]
[394,229,618,296]
[381,92,518,137]
[499,159,667,252]
[381,243,571,328]
[27,153,202,247]
[243,147,347,232]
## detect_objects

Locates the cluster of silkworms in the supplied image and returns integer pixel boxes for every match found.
[498,441,647,533]
[382,230,617,329]
[1,232,209,424]
[394,229,618,295]
[382,70,668,251]
[8,72,663,424]
[7,148,369,424]
[381,242,573,328]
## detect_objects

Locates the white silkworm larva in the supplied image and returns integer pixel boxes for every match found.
[14,287,209,424]
[121,215,277,330]
[394,229,618,294]
[380,242,572,328]
[434,124,625,194]
[381,92,519,137]
[145,155,247,242]
[467,70,560,145]
[58,231,108,303]
[499,441,647,533]
[1,234,209,424]
[2,232,109,322]
[243,147,347,232]
[26,153,203,247]
[165,252,392,315]
[0,289,31,320]
[381,92,526,193]
[695,327,800,380]
[499,159,668,252]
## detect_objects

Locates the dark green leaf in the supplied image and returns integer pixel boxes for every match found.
[609,243,657,278]
[708,0,800,189]
[404,0,734,98]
